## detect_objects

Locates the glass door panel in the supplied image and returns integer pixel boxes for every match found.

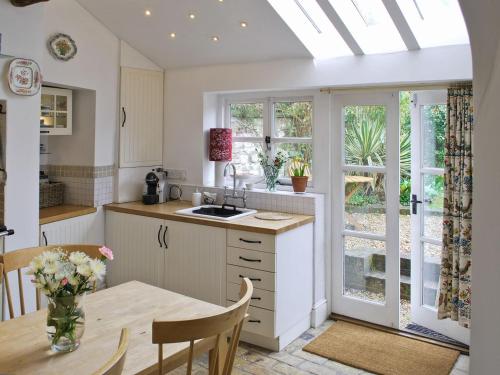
[332,92,399,328]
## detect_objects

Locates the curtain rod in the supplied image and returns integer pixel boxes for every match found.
[319,80,473,94]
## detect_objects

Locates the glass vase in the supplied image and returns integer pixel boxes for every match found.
[263,165,279,192]
[46,295,85,352]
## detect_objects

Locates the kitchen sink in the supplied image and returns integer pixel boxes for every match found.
[175,204,257,221]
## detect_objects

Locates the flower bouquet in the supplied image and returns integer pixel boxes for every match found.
[257,149,288,191]
[27,246,113,352]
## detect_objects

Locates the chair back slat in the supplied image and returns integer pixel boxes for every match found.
[152,278,253,375]
[92,328,129,375]
[0,244,105,319]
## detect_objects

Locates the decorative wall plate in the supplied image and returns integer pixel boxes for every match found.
[8,58,41,96]
[47,33,77,61]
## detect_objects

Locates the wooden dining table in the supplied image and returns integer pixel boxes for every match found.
[0,281,228,374]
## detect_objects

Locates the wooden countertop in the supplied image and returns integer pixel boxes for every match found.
[105,201,314,235]
[40,205,97,225]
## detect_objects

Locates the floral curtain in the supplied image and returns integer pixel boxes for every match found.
[437,86,473,328]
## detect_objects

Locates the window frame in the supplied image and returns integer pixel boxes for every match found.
[222,93,315,189]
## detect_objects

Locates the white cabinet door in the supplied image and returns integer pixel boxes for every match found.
[106,211,165,288]
[40,212,103,246]
[164,220,226,305]
[120,67,164,168]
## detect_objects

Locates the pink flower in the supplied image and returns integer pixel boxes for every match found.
[99,246,114,261]
[61,278,68,286]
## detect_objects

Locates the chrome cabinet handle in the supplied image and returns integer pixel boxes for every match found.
[239,275,262,282]
[239,238,262,244]
[157,225,163,247]
[239,256,261,263]
[163,226,168,249]
[121,107,126,127]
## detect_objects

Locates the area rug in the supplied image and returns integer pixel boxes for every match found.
[303,321,460,375]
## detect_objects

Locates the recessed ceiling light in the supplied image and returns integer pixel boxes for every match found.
[169,32,176,39]
[188,12,196,19]
[240,21,248,28]
[145,9,151,16]
[218,0,224,2]
[211,36,220,42]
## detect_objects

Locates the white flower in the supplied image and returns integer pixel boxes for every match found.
[67,274,80,287]
[89,259,106,281]
[69,251,90,266]
[27,256,44,275]
[43,250,62,263]
[47,280,60,293]
[44,261,58,275]
[76,263,92,278]
[54,262,75,281]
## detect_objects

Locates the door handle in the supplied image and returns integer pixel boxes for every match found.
[157,225,163,247]
[411,194,423,215]
[42,231,48,246]
[121,107,126,127]
[163,226,168,249]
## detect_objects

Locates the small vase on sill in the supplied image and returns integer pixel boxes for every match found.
[263,165,279,192]
[46,294,86,352]
[291,176,308,193]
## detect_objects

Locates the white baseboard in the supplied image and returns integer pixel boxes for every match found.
[240,314,311,351]
[310,299,329,328]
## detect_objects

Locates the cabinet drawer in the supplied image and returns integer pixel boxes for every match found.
[226,265,275,292]
[227,247,275,272]
[228,230,275,253]
[227,282,274,311]
[227,303,274,337]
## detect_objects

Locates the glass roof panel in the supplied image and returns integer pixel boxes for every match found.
[267,0,352,59]
[328,0,407,54]
[395,0,469,48]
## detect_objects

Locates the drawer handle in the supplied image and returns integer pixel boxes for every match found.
[239,238,262,244]
[239,275,262,282]
[239,256,261,263]
[251,297,262,301]
[248,319,261,323]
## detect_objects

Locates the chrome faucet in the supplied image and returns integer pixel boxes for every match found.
[223,162,247,208]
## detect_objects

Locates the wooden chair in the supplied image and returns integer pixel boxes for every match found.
[152,278,253,375]
[0,244,105,319]
[92,328,129,375]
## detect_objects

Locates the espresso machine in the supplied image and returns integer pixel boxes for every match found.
[142,168,167,205]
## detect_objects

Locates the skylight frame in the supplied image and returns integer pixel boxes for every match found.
[394,0,469,48]
[327,0,407,54]
[267,0,353,59]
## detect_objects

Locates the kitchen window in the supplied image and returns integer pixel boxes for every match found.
[224,96,313,184]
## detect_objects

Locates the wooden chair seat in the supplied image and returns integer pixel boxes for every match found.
[0,244,106,319]
[152,278,253,375]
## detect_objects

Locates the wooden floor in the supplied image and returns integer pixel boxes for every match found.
[170,320,470,375]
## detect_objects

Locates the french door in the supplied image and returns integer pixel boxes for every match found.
[332,92,400,328]
[410,90,470,344]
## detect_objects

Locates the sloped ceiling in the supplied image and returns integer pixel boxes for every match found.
[76,0,311,68]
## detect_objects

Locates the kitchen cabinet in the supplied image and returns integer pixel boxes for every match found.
[226,224,314,351]
[163,220,226,305]
[105,211,164,288]
[105,212,227,305]
[119,67,164,168]
[40,87,72,135]
[40,210,103,246]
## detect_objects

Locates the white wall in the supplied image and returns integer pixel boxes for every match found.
[459,1,500,373]
[42,0,119,167]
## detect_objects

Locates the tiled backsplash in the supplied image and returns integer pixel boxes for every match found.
[179,184,319,216]
[41,165,114,207]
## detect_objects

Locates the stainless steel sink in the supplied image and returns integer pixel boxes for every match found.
[175,204,257,221]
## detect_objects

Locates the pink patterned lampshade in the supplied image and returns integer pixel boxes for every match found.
[209,128,232,161]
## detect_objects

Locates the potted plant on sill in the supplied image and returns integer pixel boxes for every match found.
[289,158,309,193]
